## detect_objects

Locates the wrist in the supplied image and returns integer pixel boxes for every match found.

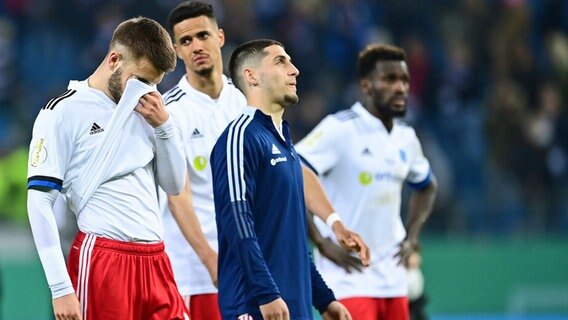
[325,212,341,228]
[154,116,174,138]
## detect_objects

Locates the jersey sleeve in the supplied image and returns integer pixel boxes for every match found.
[295,116,343,175]
[406,131,432,190]
[211,121,281,305]
[27,107,72,192]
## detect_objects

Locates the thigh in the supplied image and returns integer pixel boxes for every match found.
[190,293,221,320]
[383,297,410,320]
[339,297,379,320]
[68,236,138,320]
[146,252,190,320]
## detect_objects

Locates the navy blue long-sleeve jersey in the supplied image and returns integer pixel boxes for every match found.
[211,107,335,319]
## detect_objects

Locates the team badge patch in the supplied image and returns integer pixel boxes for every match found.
[31,138,48,167]
[399,149,407,162]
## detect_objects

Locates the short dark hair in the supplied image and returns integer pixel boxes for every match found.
[110,17,176,73]
[168,1,216,33]
[357,44,406,79]
[229,39,283,92]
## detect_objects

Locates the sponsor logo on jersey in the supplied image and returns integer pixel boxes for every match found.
[89,123,104,135]
[31,138,48,167]
[359,171,373,186]
[359,171,405,186]
[193,155,207,171]
[270,156,287,166]
[271,144,281,155]
[191,128,203,138]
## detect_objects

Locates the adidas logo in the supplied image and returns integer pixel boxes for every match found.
[89,123,104,135]
[362,147,372,156]
[271,144,281,155]
[191,128,203,138]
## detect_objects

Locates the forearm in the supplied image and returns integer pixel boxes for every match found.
[306,211,325,246]
[406,176,437,243]
[168,182,214,262]
[302,165,334,222]
[27,190,74,298]
[155,118,186,195]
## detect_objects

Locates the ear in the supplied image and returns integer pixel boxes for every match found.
[107,51,122,72]
[173,43,183,60]
[360,78,371,95]
[218,28,226,48]
[244,68,258,87]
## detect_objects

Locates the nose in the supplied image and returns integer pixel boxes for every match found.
[395,79,408,92]
[289,63,300,76]
[192,39,204,52]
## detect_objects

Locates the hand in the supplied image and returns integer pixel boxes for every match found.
[202,248,218,288]
[53,293,82,320]
[259,297,289,320]
[316,237,364,273]
[332,221,370,267]
[394,239,417,267]
[134,92,169,127]
[322,301,351,320]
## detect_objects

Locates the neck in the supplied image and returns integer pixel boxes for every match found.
[87,63,114,102]
[248,96,285,125]
[364,100,393,132]
[186,66,224,99]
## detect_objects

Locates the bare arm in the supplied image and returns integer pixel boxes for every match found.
[168,174,217,287]
[302,165,370,266]
[307,212,363,273]
[395,175,438,266]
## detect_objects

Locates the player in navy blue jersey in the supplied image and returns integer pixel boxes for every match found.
[211,39,352,320]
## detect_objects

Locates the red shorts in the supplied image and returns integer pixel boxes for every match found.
[340,296,409,320]
[183,293,221,320]
[67,232,189,320]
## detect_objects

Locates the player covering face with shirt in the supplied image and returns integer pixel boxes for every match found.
[27,17,188,320]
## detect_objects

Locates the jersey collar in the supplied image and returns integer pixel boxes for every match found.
[244,106,292,145]
[351,101,390,133]
[178,74,230,107]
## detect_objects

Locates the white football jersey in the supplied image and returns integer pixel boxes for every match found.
[28,80,164,242]
[295,102,432,298]
[161,75,246,296]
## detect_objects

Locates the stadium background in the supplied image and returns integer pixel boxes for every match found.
[0,0,567,319]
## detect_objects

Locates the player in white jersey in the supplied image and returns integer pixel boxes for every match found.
[27,17,188,320]
[296,44,438,320]
[160,3,369,319]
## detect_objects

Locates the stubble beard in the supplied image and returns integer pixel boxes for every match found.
[281,93,299,108]
[108,68,123,103]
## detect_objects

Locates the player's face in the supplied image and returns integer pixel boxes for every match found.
[368,60,410,118]
[257,45,300,108]
[173,15,224,77]
[108,57,164,102]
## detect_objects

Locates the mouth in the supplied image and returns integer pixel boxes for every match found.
[193,54,209,64]
[391,96,407,108]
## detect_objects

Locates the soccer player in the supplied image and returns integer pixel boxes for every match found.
[160,2,369,319]
[27,17,188,320]
[211,39,352,320]
[296,43,438,320]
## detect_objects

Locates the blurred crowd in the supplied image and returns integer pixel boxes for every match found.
[1,0,567,236]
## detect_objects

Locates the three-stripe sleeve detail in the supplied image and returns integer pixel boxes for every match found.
[43,89,77,110]
[226,115,255,239]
